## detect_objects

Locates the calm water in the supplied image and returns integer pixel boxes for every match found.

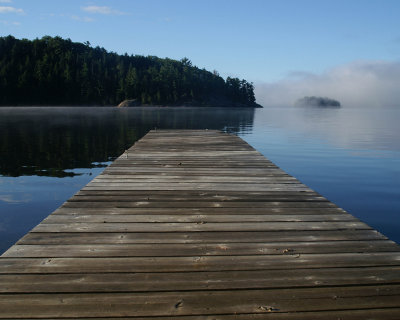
[0,106,399,253]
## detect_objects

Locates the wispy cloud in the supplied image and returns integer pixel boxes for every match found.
[0,194,32,204]
[82,5,126,15]
[0,19,20,25]
[0,0,13,3]
[255,60,400,108]
[71,15,94,22]
[0,6,23,14]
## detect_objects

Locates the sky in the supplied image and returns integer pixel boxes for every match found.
[1,0,400,107]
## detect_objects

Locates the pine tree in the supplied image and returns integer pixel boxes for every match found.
[0,36,258,107]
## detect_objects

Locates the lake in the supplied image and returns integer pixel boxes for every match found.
[0,106,399,254]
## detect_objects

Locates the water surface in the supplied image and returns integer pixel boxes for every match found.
[0,106,399,253]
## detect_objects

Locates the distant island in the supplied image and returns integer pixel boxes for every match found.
[0,36,262,108]
[295,96,341,108]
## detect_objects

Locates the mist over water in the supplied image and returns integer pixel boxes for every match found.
[255,60,400,109]
[243,107,400,245]
[0,107,254,177]
[0,106,255,253]
[254,106,400,151]
[0,105,399,253]
[252,61,400,241]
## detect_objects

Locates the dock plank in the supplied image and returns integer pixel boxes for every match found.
[2,267,400,293]
[0,286,400,318]
[0,129,399,319]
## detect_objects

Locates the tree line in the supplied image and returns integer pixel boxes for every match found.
[0,35,259,107]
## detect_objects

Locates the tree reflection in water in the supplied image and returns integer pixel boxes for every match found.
[0,107,255,177]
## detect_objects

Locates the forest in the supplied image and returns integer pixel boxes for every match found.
[0,35,260,107]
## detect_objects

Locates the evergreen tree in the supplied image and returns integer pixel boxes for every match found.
[0,35,259,107]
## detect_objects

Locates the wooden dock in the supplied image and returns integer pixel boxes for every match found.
[1,129,400,319]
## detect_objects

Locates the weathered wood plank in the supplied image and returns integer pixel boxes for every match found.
[1,253,400,274]
[61,201,337,208]
[0,129,399,319]
[51,206,347,215]
[74,190,318,196]
[30,221,371,233]
[4,240,398,258]
[0,286,399,318]
[17,230,388,245]
[70,194,329,202]
[43,214,357,223]
[5,310,400,320]
[1,267,400,293]
[102,168,290,174]
[81,184,311,192]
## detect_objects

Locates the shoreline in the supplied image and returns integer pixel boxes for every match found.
[0,103,263,108]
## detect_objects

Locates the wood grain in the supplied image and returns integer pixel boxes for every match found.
[1,129,399,319]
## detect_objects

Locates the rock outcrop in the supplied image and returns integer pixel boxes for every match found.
[117,99,141,107]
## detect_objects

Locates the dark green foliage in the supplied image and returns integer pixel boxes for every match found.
[0,35,258,106]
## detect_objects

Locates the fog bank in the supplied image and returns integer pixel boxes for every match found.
[255,61,400,108]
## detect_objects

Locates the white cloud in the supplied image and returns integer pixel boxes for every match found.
[0,194,32,204]
[0,6,23,14]
[255,61,400,108]
[0,0,12,3]
[71,15,94,22]
[0,19,20,25]
[82,5,125,15]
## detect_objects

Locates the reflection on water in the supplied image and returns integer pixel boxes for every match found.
[251,106,400,152]
[0,106,255,253]
[244,106,400,245]
[0,105,399,254]
[0,107,255,177]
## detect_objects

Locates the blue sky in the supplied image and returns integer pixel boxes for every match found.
[1,0,400,106]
